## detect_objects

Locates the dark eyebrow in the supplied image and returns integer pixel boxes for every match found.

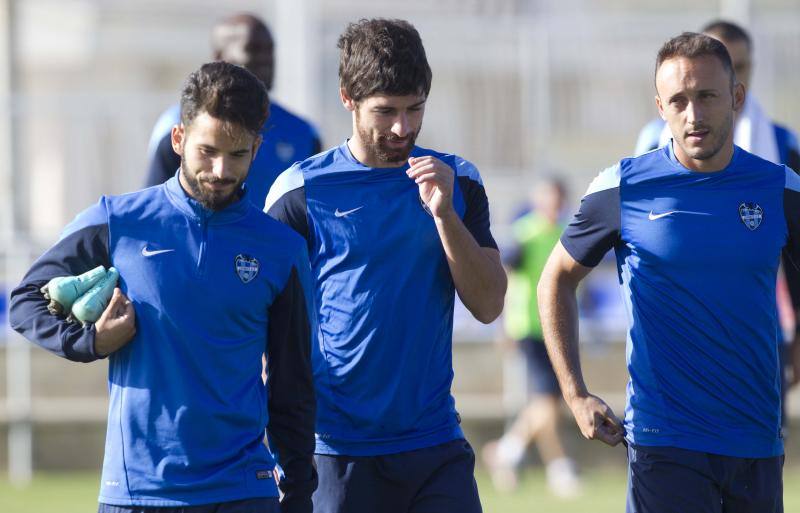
[409,99,426,108]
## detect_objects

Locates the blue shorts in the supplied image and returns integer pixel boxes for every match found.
[519,337,560,396]
[98,497,280,513]
[312,439,482,513]
[627,444,783,513]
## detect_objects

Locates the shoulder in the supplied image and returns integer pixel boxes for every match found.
[264,148,339,211]
[415,146,484,185]
[268,101,320,140]
[773,122,800,151]
[584,162,622,197]
[634,118,667,156]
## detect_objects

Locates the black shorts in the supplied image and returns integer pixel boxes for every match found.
[312,439,482,513]
[98,497,280,513]
[519,337,560,396]
[626,444,783,513]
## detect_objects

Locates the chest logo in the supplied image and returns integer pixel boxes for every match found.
[275,142,296,162]
[142,245,174,257]
[334,206,364,218]
[234,254,260,284]
[738,203,763,231]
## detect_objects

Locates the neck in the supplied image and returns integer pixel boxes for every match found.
[673,140,735,173]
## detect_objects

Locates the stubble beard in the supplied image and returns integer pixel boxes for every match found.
[680,110,733,162]
[356,113,420,165]
[180,159,242,211]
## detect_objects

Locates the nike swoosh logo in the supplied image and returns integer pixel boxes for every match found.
[141,246,175,257]
[648,210,711,220]
[334,206,364,218]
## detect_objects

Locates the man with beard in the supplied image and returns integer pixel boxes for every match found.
[539,33,795,512]
[145,13,321,207]
[265,18,506,513]
[10,62,317,513]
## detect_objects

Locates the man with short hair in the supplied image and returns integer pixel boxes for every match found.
[146,13,321,208]
[635,18,800,429]
[11,62,317,513]
[266,18,506,513]
[635,20,800,170]
[540,32,795,512]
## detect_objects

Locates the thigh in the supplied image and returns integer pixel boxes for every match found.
[313,453,407,513]
[409,440,482,513]
[626,444,722,513]
[722,455,783,513]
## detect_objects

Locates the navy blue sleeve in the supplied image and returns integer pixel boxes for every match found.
[458,176,498,250]
[145,132,180,187]
[266,188,310,245]
[266,254,317,513]
[560,166,621,267]
[9,201,111,362]
[783,170,800,292]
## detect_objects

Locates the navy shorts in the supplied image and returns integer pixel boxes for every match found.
[627,444,783,513]
[519,337,560,396]
[98,497,280,513]
[312,439,482,513]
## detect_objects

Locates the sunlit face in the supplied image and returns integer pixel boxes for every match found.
[172,112,261,210]
[655,55,744,171]
[342,92,426,167]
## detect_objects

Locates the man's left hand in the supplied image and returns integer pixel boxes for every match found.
[407,156,454,219]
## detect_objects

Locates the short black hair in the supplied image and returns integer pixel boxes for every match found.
[655,32,734,89]
[180,61,269,134]
[702,19,752,51]
[338,18,432,102]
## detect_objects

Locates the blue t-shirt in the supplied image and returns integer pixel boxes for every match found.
[265,142,497,456]
[145,101,321,208]
[561,143,800,458]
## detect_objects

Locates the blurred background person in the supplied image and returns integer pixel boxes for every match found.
[483,176,582,498]
[145,13,321,207]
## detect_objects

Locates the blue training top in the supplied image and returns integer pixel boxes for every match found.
[9,176,317,510]
[561,143,800,458]
[145,101,321,208]
[265,142,498,456]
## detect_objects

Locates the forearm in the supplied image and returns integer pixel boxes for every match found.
[537,263,588,404]
[435,209,506,323]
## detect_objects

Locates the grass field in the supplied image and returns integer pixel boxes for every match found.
[2,467,799,513]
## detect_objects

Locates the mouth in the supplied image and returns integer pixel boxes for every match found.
[202,180,236,193]
[384,137,411,148]
[686,128,710,143]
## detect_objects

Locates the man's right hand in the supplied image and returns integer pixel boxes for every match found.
[567,393,624,446]
[94,288,136,357]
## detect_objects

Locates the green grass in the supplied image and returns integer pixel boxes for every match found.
[1,467,799,513]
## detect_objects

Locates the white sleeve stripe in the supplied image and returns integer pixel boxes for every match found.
[264,165,305,213]
[785,166,800,193]
[584,163,621,197]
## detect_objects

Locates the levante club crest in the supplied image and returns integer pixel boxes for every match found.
[235,254,260,283]
[738,203,763,231]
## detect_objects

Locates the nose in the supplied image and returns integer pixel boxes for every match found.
[211,156,234,181]
[391,112,410,138]
[685,100,703,125]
